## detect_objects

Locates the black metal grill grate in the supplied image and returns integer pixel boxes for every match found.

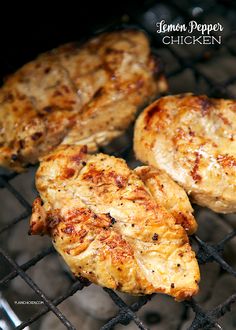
[1,1,236,329]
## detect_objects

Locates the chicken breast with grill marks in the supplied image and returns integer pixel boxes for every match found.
[0,30,167,172]
[30,145,199,301]
[134,94,236,213]
[134,166,197,234]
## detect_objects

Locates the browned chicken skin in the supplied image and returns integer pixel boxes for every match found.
[30,145,199,300]
[134,94,236,213]
[0,30,167,172]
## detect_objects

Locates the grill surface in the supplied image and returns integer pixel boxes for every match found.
[1,1,236,329]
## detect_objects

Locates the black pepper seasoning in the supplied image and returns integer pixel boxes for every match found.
[152,233,158,241]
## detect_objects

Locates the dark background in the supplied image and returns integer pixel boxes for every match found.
[0,1,148,79]
[0,0,235,80]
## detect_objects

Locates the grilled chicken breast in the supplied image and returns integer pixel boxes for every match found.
[134,94,236,213]
[0,30,167,172]
[30,145,199,300]
[134,166,197,234]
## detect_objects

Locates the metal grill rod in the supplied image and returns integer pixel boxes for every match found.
[0,247,76,330]
[15,280,90,330]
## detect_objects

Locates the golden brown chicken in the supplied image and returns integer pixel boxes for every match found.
[134,166,197,234]
[0,30,167,172]
[30,145,199,301]
[134,94,236,213]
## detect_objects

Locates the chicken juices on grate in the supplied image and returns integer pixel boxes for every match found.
[30,145,199,301]
[0,30,167,172]
[134,94,236,213]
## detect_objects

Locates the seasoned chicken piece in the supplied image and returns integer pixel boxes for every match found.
[30,145,199,300]
[134,94,236,213]
[0,30,167,172]
[134,166,197,234]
